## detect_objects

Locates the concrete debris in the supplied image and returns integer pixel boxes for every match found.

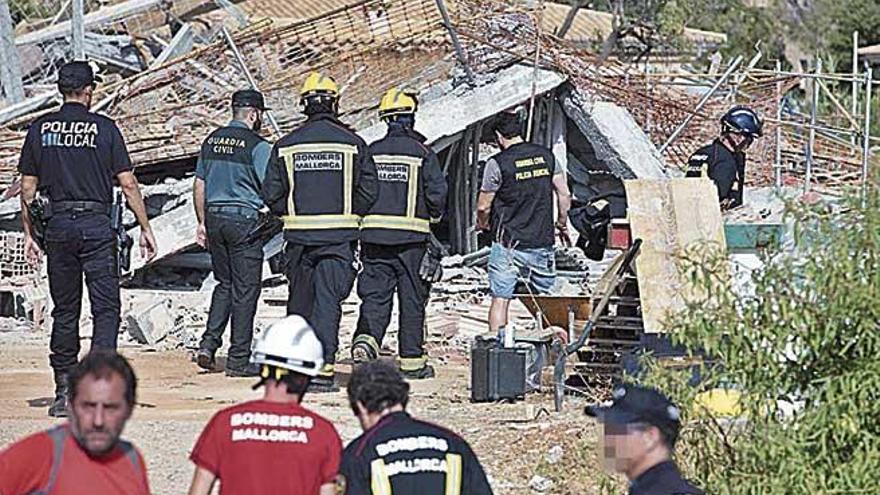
[545,445,564,464]
[121,290,207,350]
[562,92,667,180]
[126,298,175,345]
[529,475,554,492]
[0,317,34,333]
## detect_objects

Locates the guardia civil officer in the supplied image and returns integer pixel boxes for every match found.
[585,384,705,495]
[685,106,762,210]
[18,61,157,418]
[262,72,378,392]
[193,90,272,377]
[351,88,447,379]
[340,359,493,495]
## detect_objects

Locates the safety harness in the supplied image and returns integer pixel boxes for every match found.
[30,426,145,495]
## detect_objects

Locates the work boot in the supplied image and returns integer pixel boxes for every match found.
[401,364,436,380]
[195,349,216,372]
[308,364,339,393]
[48,371,69,418]
[351,342,378,364]
[225,362,260,378]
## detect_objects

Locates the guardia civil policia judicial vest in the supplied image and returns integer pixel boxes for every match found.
[262,113,377,245]
[489,142,556,249]
[360,126,447,245]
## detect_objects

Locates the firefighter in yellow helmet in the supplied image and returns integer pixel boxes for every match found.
[261,72,378,392]
[350,88,448,379]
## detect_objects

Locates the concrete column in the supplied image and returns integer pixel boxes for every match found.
[0,0,25,103]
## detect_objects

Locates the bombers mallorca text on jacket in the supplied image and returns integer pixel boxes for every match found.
[360,126,448,245]
[262,113,378,245]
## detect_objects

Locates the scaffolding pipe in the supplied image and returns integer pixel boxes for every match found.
[750,69,872,84]
[805,58,821,193]
[220,27,282,138]
[659,55,743,154]
[434,0,476,86]
[852,30,859,147]
[775,59,783,190]
[862,68,873,199]
[71,0,85,60]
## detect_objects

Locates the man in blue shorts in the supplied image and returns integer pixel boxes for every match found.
[476,110,571,337]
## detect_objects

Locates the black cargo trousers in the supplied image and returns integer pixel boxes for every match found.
[45,210,119,374]
[354,242,430,364]
[285,241,357,367]
[200,206,264,369]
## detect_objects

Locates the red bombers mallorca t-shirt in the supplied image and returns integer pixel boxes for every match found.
[0,425,150,495]
[191,399,342,494]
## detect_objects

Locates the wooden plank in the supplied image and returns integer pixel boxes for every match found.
[624,178,726,333]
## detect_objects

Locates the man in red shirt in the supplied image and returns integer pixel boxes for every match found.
[0,350,150,495]
[188,315,343,495]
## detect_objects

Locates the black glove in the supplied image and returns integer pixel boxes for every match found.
[419,241,444,283]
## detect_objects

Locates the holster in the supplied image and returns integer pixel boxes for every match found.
[110,192,133,274]
[26,195,51,250]
[243,212,283,245]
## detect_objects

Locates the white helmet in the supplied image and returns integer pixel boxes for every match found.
[250,315,324,377]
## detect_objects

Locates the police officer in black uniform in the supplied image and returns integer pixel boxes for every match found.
[193,90,273,377]
[18,61,157,417]
[586,384,705,495]
[262,72,378,392]
[686,106,763,210]
[351,88,447,379]
[340,359,493,495]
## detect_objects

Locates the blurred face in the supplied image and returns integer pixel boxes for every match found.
[68,373,132,456]
[600,422,659,477]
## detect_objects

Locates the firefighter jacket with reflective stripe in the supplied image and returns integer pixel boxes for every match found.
[489,142,556,249]
[339,412,493,495]
[361,125,448,245]
[262,113,378,245]
[685,139,744,207]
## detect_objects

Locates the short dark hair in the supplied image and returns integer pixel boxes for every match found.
[68,350,137,407]
[59,84,91,99]
[347,359,410,414]
[492,111,522,139]
[302,95,337,117]
[655,423,678,450]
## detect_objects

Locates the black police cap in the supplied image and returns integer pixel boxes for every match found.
[58,61,102,90]
[585,384,681,432]
[232,89,268,110]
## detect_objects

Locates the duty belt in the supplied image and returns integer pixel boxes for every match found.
[207,205,259,219]
[52,200,110,215]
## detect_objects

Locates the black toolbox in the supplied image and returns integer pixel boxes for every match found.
[470,336,527,402]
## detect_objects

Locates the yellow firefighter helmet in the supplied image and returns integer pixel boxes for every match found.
[300,72,339,99]
[378,87,417,119]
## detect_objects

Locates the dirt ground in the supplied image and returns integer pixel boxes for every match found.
[0,329,615,494]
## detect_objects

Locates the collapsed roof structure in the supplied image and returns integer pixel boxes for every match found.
[0,0,876,281]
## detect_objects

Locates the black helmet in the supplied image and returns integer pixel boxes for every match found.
[721,106,762,138]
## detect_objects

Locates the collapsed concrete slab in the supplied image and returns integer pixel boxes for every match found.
[359,64,568,146]
[129,199,198,272]
[561,90,667,180]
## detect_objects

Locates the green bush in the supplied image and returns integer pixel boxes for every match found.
[642,184,880,493]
